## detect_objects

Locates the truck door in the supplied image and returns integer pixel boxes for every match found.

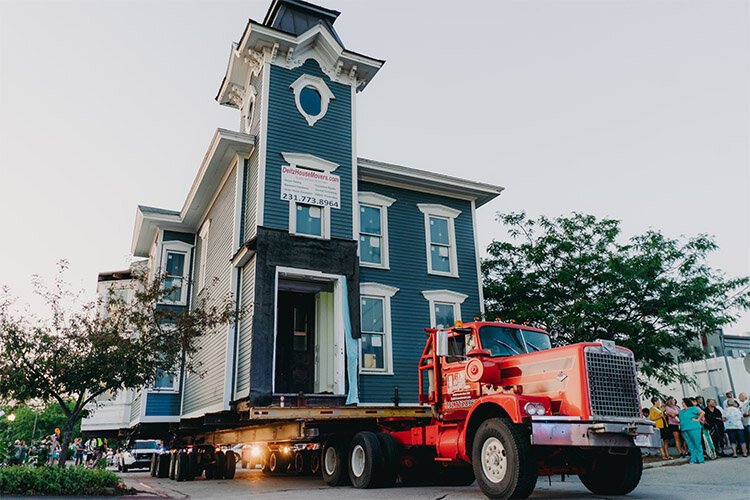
[440,332,480,414]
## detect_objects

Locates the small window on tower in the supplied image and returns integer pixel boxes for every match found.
[299,87,322,116]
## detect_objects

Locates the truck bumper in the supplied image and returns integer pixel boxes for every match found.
[529,416,660,448]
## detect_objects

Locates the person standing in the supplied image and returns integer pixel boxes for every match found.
[722,391,735,409]
[679,398,705,464]
[664,397,686,457]
[73,438,84,466]
[704,399,727,456]
[738,392,750,446]
[724,399,748,457]
[649,397,672,459]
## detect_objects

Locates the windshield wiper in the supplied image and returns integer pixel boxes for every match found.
[525,340,542,352]
[495,339,520,355]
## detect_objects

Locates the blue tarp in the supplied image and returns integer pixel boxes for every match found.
[341,277,359,405]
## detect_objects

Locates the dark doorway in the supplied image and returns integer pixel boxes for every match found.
[275,291,316,394]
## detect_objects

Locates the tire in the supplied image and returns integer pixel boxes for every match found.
[376,433,399,487]
[309,451,321,476]
[175,451,188,482]
[187,452,197,481]
[266,451,288,475]
[293,451,309,475]
[215,451,226,480]
[224,451,236,479]
[348,431,385,489]
[157,454,170,478]
[471,418,538,499]
[322,441,350,486]
[434,463,476,486]
[150,454,158,477]
[578,448,642,496]
[168,452,177,480]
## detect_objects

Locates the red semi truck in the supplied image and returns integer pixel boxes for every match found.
[153,321,658,499]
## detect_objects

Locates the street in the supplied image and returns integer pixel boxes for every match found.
[118,456,750,499]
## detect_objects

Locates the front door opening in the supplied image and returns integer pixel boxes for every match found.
[275,277,337,395]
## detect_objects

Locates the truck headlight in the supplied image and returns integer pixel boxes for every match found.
[524,402,546,416]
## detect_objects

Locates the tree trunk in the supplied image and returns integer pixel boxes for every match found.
[57,417,76,467]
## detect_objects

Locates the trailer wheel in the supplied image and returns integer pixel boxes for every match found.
[215,451,226,480]
[266,451,288,475]
[348,431,385,489]
[376,433,399,487]
[309,451,321,476]
[156,453,170,478]
[168,452,177,480]
[187,452,197,481]
[175,451,188,482]
[471,418,537,499]
[150,454,158,477]
[578,448,642,496]
[322,441,350,486]
[224,450,236,479]
[293,451,309,474]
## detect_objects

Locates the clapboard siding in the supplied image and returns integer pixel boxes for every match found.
[182,167,237,416]
[263,60,353,239]
[244,152,259,242]
[129,392,141,423]
[145,392,180,417]
[235,257,256,397]
[357,182,481,404]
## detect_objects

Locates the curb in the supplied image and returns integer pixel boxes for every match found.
[643,457,688,469]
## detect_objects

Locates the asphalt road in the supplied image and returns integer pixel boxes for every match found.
[118,455,750,499]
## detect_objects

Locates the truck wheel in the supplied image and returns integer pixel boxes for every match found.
[187,452,197,481]
[224,450,236,479]
[348,431,385,489]
[578,448,642,496]
[168,452,177,480]
[322,441,350,486]
[157,453,170,478]
[293,451,309,474]
[471,418,537,499]
[175,451,188,482]
[376,433,399,487]
[215,451,226,480]
[309,451,321,476]
[150,454,158,477]
[266,451,288,475]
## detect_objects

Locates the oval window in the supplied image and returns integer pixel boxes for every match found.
[299,86,322,117]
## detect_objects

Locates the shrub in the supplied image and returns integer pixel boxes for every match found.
[0,466,123,496]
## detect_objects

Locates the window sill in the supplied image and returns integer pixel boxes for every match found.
[359,370,394,376]
[156,301,188,307]
[360,262,390,270]
[290,232,330,241]
[146,388,179,394]
[427,270,460,279]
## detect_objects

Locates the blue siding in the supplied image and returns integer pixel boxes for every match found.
[145,392,180,417]
[358,182,482,404]
[263,60,353,239]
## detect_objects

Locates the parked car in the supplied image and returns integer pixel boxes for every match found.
[119,440,161,472]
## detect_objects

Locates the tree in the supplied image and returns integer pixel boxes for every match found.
[0,261,235,466]
[0,401,80,444]
[483,212,750,396]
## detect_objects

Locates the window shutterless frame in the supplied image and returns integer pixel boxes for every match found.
[358,192,395,269]
[158,241,193,306]
[417,204,461,277]
[359,283,399,375]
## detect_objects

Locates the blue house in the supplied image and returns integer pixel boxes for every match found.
[84,0,502,436]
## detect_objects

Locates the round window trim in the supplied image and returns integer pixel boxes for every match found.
[290,74,335,126]
[242,86,257,133]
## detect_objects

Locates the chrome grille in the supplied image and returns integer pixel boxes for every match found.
[585,346,641,419]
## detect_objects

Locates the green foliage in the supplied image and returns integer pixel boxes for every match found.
[483,212,750,396]
[0,260,236,465]
[0,401,80,444]
[0,465,122,496]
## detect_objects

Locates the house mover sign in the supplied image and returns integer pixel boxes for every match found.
[281,166,341,208]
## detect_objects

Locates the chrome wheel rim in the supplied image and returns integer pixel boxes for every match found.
[324,447,337,476]
[351,444,365,478]
[269,453,277,471]
[481,437,507,483]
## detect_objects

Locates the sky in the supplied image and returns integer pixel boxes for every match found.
[0,0,748,331]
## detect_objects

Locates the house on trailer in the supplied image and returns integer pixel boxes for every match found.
[82,0,503,437]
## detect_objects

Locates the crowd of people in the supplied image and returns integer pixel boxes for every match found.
[648,391,750,464]
[8,431,114,468]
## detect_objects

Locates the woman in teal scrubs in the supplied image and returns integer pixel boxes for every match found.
[679,398,706,464]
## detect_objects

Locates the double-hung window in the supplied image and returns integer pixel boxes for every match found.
[294,204,324,237]
[422,289,468,328]
[153,369,178,391]
[417,204,461,277]
[359,283,398,374]
[358,192,395,269]
[160,241,192,306]
[282,152,339,240]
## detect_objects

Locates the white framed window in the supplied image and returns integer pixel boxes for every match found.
[289,74,335,126]
[159,241,192,306]
[241,85,257,133]
[417,204,461,277]
[422,289,468,328]
[282,152,338,240]
[152,369,179,392]
[198,220,210,291]
[358,192,396,269]
[359,283,399,375]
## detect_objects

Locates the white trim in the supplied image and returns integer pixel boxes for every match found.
[180,402,227,420]
[417,204,461,278]
[358,196,394,270]
[290,74,335,126]
[139,416,181,424]
[241,85,257,134]
[223,265,238,411]
[233,155,246,251]
[289,202,330,239]
[471,200,485,316]
[359,282,398,375]
[281,152,339,173]
[197,220,210,291]
[158,241,193,306]
[257,62,270,227]
[422,289,468,328]
[149,370,180,392]
[272,267,346,396]
[351,85,359,245]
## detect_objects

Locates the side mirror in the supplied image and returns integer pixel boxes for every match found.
[436,330,449,357]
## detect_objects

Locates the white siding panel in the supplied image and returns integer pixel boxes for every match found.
[235,257,256,397]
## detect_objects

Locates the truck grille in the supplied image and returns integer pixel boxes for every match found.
[585,346,641,419]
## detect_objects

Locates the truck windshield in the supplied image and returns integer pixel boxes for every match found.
[479,326,552,357]
[134,441,158,449]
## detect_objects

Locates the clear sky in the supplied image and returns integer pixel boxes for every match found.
[1,0,748,331]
